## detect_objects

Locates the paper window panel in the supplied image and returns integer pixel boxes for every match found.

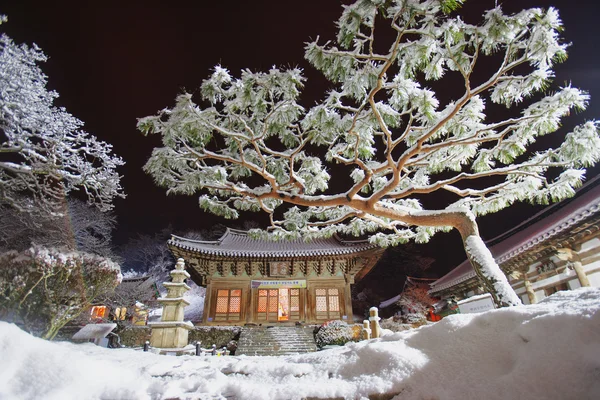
[290,296,300,312]
[257,296,267,312]
[329,296,340,311]
[268,297,278,312]
[229,296,241,313]
[316,296,327,312]
[215,296,229,314]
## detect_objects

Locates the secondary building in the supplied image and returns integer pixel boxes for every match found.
[168,229,384,325]
[430,177,600,304]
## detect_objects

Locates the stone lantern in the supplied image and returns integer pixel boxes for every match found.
[149,258,193,350]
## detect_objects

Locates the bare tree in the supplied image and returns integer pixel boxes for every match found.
[0,199,117,258]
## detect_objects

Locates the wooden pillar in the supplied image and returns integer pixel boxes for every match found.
[512,268,536,304]
[202,278,213,324]
[572,261,591,287]
[523,273,537,304]
[362,320,371,340]
[369,307,381,339]
[555,248,590,287]
[246,284,255,324]
[344,275,354,320]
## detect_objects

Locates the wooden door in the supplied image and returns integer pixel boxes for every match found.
[255,288,302,322]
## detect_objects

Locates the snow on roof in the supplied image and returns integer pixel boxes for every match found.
[379,293,402,308]
[72,323,117,341]
[430,178,600,294]
[168,228,378,258]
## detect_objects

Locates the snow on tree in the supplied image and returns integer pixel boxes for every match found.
[138,1,600,307]
[0,199,118,258]
[118,227,182,284]
[397,278,438,323]
[118,227,207,320]
[0,246,121,339]
[0,16,124,216]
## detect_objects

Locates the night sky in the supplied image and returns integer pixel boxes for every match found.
[2,0,600,282]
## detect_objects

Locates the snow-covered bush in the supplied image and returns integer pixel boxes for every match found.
[379,317,413,333]
[396,283,437,324]
[401,313,427,325]
[314,320,354,348]
[0,246,121,339]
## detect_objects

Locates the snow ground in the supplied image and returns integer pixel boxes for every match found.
[1,288,599,400]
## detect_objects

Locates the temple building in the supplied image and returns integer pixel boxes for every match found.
[168,229,384,325]
[430,177,600,304]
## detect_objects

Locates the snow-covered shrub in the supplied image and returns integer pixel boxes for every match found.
[380,317,413,333]
[401,313,427,325]
[0,246,121,339]
[314,320,354,348]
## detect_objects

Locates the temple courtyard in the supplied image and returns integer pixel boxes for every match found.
[1,288,598,400]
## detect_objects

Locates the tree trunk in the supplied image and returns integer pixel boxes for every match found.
[42,310,82,340]
[463,234,522,307]
[371,204,522,307]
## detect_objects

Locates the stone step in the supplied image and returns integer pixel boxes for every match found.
[236,326,317,356]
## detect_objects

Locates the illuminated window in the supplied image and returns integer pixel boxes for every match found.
[315,288,341,320]
[90,305,107,320]
[256,288,301,322]
[214,289,242,321]
[114,307,127,320]
[269,290,278,312]
[290,295,300,312]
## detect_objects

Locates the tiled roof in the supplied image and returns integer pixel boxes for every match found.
[168,228,378,258]
[430,178,600,294]
[429,259,476,294]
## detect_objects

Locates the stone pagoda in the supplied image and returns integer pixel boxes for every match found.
[149,258,193,350]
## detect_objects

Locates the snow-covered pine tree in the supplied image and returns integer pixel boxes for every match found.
[138,0,600,307]
[0,16,124,216]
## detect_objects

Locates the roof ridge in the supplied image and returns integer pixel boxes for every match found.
[170,234,219,245]
[485,175,600,246]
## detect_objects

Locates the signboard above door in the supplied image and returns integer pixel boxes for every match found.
[251,280,307,289]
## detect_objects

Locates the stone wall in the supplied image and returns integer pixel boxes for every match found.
[118,325,241,348]
[188,326,241,348]
[56,324,242,349]
[118,326,151,347]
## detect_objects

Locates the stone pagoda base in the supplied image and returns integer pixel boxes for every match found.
[149,321,194,349]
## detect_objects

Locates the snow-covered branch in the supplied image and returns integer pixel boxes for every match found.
[141,1,600,306]
[0,25,124,217]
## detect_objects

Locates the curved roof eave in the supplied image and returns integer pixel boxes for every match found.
[168,228,379,259]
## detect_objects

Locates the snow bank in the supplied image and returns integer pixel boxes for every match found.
[1,288,599,400]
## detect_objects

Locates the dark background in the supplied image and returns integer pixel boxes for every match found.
[2,0,599,294]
